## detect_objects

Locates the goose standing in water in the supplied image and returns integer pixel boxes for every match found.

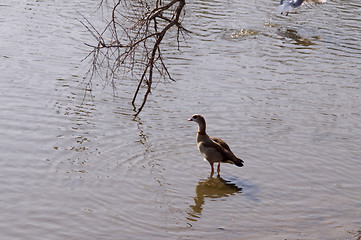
[278,0,327,15]
[188,114,244,174]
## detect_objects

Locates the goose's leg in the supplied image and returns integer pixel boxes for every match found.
[210,163,214,176]
[217,162,221,173]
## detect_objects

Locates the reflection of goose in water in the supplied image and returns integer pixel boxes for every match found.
[187,174,242,221]
[278,28,320,46]
[278,0,327,15]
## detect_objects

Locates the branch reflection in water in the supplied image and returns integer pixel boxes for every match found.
[187,174,242,222]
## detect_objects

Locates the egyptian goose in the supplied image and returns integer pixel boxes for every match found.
[278,0,327,15]
[188,114,244,174]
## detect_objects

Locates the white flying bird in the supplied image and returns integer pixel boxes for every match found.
[278,0,327,15]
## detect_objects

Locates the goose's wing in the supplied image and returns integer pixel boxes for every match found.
[210,137,240,163]
[210,137,231,151]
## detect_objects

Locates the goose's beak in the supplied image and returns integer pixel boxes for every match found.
[187,118,193,121]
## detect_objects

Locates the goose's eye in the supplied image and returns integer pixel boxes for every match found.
[193,116,198,119]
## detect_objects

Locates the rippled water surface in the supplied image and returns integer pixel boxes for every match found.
[1,0,361,239]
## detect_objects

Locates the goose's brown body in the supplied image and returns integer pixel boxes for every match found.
[188,114,244,173]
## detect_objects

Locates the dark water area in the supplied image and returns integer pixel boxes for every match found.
[0,0,360,239]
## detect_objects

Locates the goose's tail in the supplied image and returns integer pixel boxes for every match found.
[234,157,244,167]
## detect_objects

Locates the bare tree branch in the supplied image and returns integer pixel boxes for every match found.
[80,0,189,117]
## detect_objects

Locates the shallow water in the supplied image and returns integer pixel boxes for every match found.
[1,0,361,239]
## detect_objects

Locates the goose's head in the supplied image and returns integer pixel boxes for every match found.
[188,114,205,124]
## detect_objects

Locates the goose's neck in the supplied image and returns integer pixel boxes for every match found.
[197,120,206,135]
